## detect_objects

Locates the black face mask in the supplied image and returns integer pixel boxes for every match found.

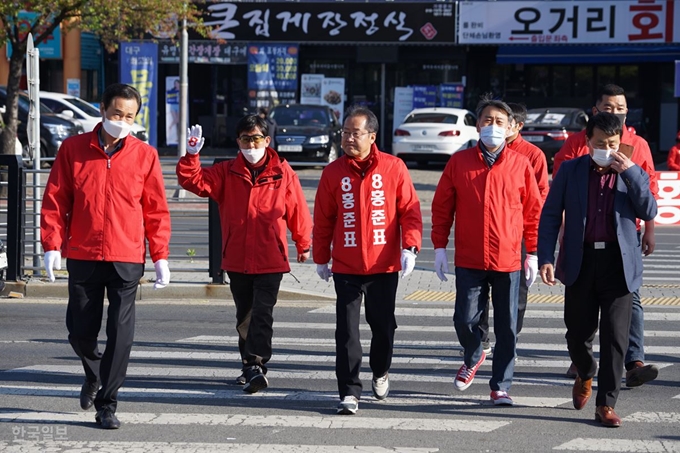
[615,113,627,127]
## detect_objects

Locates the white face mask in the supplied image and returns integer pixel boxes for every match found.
[591,147,616,167]
[240,147,266,164]
[479,125,507,149]
[102,116,133,139]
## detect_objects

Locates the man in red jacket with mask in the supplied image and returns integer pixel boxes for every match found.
[553,84,659,388]
[313,106,422,415]
[177,115,312,395]
[41,83,171,430]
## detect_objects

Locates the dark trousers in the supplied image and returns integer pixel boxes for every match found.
[227,271,283,373]
[480,242,528,342]
[333,272,399,400]
[66,259,143,413]
[564,246,633,408]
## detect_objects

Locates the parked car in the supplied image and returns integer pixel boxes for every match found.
[392,107,479,166]
[39,91,148,142]
[521,107,589,171]
[0,86,84,164]
[269,104,341,164]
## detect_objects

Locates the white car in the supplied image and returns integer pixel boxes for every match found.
[392,107,479,166]
[39,91,149,143]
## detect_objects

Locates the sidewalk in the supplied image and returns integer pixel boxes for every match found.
[6,260,680,305]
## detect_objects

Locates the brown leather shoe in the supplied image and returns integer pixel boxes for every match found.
[572,376,592,410]
[565,362,578,378]
[625,361,659,388]
[595,406,621,427]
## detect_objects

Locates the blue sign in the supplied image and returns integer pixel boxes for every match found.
[440,84,465,108]
[247,43,298,108]
[6,11,61,59]
[120,42,158,147]
[412,85,437,109]
[675,61,680,98]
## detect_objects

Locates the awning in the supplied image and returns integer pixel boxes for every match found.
[496,45,680,64]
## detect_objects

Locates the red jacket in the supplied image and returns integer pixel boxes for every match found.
[41,124,171,263]
[553,128,658,196]
[668,145,680,171]
[431,145,542,272]
[313,144,422,275]
[177,149,311,274]
[507,134,549,201]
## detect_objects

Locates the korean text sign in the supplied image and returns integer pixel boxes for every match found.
[203,2,454,43]
[247,44,299,108]
[655,171,680,225]
[120,42,158,148]
[459,0,680,44]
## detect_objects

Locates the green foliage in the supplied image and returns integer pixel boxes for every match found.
[186,248,196,262]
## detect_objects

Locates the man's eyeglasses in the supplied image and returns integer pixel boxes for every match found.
[238,135,266,144]
[341,131,373,140]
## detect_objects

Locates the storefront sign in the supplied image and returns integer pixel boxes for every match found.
[440,83,464,108]
[159,41,248,64]
[203,2,454,43]
[412,86,437,108]
[459,1,680,44]
[656,171,680,225]
[120,42,158,147]
[247,43,298,109]
[393,87,414,133]
[7,11,61,59]
[300,74,324,104]
[66,79,80,98]
[320,78,345,122]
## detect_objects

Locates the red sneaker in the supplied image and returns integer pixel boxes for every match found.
[454,351,486,391]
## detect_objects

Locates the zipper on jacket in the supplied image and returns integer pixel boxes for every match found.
[107,159,111,169]
[102,158,111,259]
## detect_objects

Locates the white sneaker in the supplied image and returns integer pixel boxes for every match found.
[372,373,389,400]
[337,396,359,415]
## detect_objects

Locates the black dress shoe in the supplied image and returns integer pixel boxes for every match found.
[79,380,99,410]
[95,408,121,429]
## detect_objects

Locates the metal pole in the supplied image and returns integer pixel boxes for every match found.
[27,34,42,272]
[173,17,189,199]
[380,63,386,150]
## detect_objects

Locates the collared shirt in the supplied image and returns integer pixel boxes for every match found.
[583,160,617,243]
[98,129,124,157]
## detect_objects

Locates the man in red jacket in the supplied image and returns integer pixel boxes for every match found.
[432,95,542,406]
[41,83,172,429]
[177,115,312,395]
[476,102,549,356]
[313,106,422,415]
[667,132,680,171]
[552,84,659,388]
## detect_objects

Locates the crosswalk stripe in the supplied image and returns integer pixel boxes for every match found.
[0,384,571,408]
[0,410,511,432]
[622,412,680,423]
[554,437,680,451]
[0,441,441,452]
[0,442,441,453]
[7,365,671,388]
[308,307,680,321]
[176,336,680,355]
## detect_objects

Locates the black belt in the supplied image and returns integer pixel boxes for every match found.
[583,241,618,250]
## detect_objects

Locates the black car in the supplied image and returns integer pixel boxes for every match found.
[269,104,341,164]
[521,107,589,171]
[0,86,84,163]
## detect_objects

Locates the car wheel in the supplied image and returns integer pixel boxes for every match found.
[326,144,338,164]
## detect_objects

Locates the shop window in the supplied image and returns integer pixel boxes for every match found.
[551,66,571,99]
[596,65,616,88]
[528,65,549,98]
[574,66,593,102]
[619,65,638,98]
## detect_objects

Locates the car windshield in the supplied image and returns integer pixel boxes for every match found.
[271,107,329,127]
[525,112,569,126]
[404,113,458,124]
[18,94,53,114]
[64,97,101,116]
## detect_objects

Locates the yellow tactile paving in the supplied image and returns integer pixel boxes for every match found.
[403,290,680,306]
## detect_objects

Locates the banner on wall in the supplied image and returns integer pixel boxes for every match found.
[320,78,345,122]
[412,86,437,109]
[300,74,324,104]
[164,76,188,147]
[247,43,298,109]
[655,171,680,225]
[440,83,465,108]
[7,11,61,59]
[393,87,414,133]
[120,42,158,147]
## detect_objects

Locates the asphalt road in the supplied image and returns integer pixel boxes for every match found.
[0,298,678,452]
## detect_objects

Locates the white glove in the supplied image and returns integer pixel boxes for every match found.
[524,253,538,288]
[316,263,332,282]
[153,259,170,289]
[434,248,450,282]
[44,250,62,282]
[186,125,205,155]
[400,249,417,278]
